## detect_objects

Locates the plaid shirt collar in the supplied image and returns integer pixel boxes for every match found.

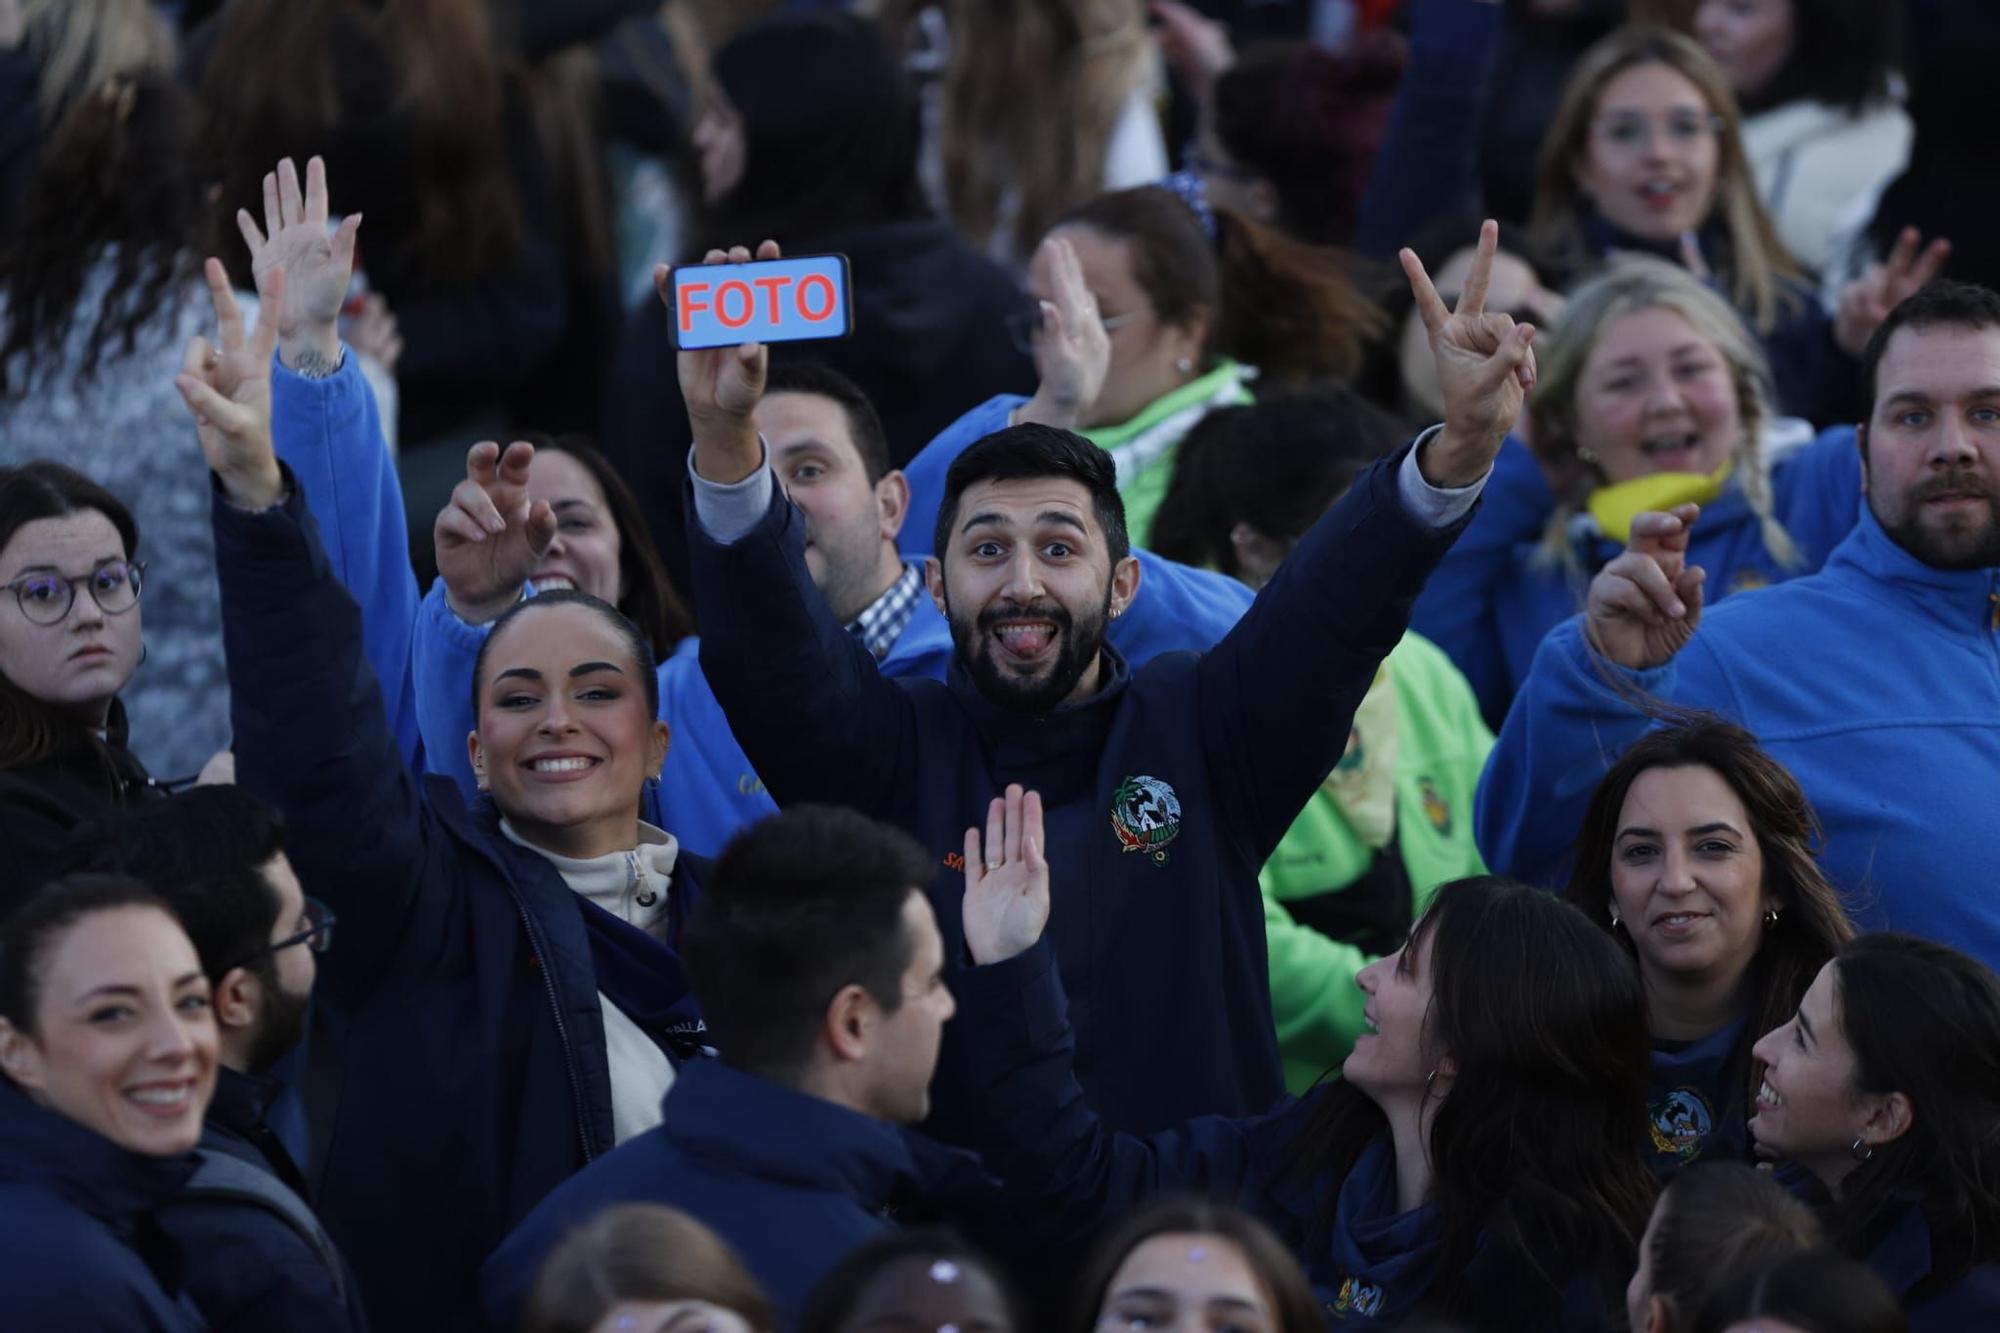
[847,561,926,662]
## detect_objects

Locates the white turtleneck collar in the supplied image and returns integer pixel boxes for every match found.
[499,819,681,931]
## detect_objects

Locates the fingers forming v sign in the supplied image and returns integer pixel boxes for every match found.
[435,441,558,623]
[177,258,286,509]
[1584,503,1709,670]
[962,785,1051,966]
[1400,221,1539,482]
[1836,226,1952,358]
[236,156,360,360]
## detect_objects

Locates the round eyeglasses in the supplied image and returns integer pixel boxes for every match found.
[4,560,145,626]
[220,897,336,974]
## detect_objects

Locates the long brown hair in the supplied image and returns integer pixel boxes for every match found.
[198,0,524,290]
[1069,1197,1324,1333]
[1566,719,1855,1083]
[0,463,140,774]
[520,1203,774,1333]
[1531,26,1801,334]
[1056,186,1386,385]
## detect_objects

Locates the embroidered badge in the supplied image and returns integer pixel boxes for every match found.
[1111,775,1182,864]
[1330,1275,1386,1318]
[1419,777,1452,837]
[1650,1086,1715,1159]
[1728,567,1771,595]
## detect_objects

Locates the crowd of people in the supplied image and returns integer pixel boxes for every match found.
[1,1,1996,1331]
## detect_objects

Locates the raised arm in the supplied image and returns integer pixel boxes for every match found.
[177,261,445,999]
[671,245,920,815]
[1198,224,1539,858]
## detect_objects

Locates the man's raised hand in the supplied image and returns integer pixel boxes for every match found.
[659,240,779,484]
[177,258,285,510]
[962,785,1051,966]
[1584,503,1708,670]
[237,155,361,374]
[1401,220,1538,487]
[435,441,558,625]
[1015,235,1110,430]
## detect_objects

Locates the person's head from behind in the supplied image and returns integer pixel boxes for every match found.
[1854,281,2000,572]
[521,1203,774,1333]
[798,1228,1019,1333]
[0,462,144,752]
[1149,386,1407,588]
[515,434,691,661]
[1072,1197,1322,1333]
[1567,720,1853,1053]
[699,11,924,243]
[1626,1163,1822,1333]
[1531,258,1773,490]
[467,592,668,860]
[1694,0,1902,115]
[0,874,217,1155]
[682,806,952,1124]
[1309,877,1655,1309]
[758,362,909,624]
[1200,36,1404,246]
[1749,934,2000,1276]
[927,426,1139,715]
[62,787,318,1077]
[1693,1248,1907,1333]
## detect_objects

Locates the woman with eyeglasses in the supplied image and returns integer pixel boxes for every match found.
[1531,26,1940,426]
[0,461,161,906]
[0,873,219,1330]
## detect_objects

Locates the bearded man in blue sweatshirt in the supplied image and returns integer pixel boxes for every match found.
[669,230,1540,1135]
[1481,280,2000,966]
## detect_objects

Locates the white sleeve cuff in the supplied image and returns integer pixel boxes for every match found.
[1397,424,1489,528]
[686,439,774,544]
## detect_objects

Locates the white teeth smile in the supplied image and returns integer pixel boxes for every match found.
[128,1086,190,1107]
[1658,912,1702,926]
[534,576,575,592]
[1756,1080,1781,1109]
[1641,179,1681,200]
[531,757,595,773]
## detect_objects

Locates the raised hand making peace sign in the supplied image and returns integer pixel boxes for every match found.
[1584,503,1709,670]
[175,258,286,510]
[1400,220,1540,488]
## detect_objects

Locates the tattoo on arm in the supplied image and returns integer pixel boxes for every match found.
[287,347,345,380]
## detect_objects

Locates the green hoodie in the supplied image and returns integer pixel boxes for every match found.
[1084,360,1255,546]
[1263,632,1493,1092]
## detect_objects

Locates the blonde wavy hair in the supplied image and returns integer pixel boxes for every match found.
[22,0,171,122]
[1531,26,1801,335]
[1527,257,1798,573]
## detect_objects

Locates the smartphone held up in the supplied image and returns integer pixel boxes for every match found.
[669,253,853,350]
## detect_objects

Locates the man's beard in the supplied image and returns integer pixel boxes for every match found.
[1877,468,2000,571]
[241,977,311,1076]
[948,589,1112,715]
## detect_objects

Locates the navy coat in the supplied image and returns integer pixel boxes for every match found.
[0,1084,206,1331]
[212,481,709,1332]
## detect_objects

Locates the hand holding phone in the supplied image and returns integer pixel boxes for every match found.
[669,252,853,350]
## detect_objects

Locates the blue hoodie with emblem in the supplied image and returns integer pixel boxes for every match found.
[1478,503,2000,966]
[1646,1020,1750,1177]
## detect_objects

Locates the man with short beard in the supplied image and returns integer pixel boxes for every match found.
[672,232,1538,1136]
[63,785,364,1331]
[1484,279,2000,968]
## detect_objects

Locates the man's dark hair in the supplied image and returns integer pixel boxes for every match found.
[764,361,894,485]
[60,786,290,988]
[1860,280,2000,424]
[470,590,662,723]
[933,424,1129,565]
[681,805,933,1084]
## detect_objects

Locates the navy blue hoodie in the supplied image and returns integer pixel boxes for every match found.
[688,442,1466,1137]
[212,480,710,1333]
[1864,1200,2000,1331]
[0,1083,205,1331]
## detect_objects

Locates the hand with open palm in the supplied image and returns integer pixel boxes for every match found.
[962,785,1051,967]
[236,155,362,374]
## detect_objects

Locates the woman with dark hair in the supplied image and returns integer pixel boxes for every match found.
[602,9,1034,592]
[797,1228,1020,1333]
[1149,388,1493,1094]
[0,874,217,1328]
[1748,935,2000,1327]
[955,792,1658,1331]
[900,179,1386,550]
[0,461,159,901]
[522,1203,774,1333]
[177,261,716,1331]
[1626,1163,1822,1333]
[1070,1197,1322,1333]
[1567,719,1854,1172]
[1693,0,1911,277]
[1694,1248,1907,1333]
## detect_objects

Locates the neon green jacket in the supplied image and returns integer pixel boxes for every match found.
[1084,360,1255,546]
[1263,632,1493,1092]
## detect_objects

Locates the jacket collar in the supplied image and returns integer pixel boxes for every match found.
[203,1065,282,1143]
[662,1062,945,1209]
[0,1082,196,1220]
[1828,502,2000,633]
[945,641,1131,773]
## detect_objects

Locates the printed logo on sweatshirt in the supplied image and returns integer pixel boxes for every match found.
[1650,1086,1715,1159]
[1110,775,1181,864]
[1419,777,1452,837]
[1330,1274,1386,1318]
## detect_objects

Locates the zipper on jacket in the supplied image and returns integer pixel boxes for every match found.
[510,896,596,1165]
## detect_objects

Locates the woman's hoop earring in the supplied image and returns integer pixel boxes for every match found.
[1763,906,1780,928]
[137,639,148,667]
[1852,1137,1874,1163]
[1425,1068,1440,1096]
